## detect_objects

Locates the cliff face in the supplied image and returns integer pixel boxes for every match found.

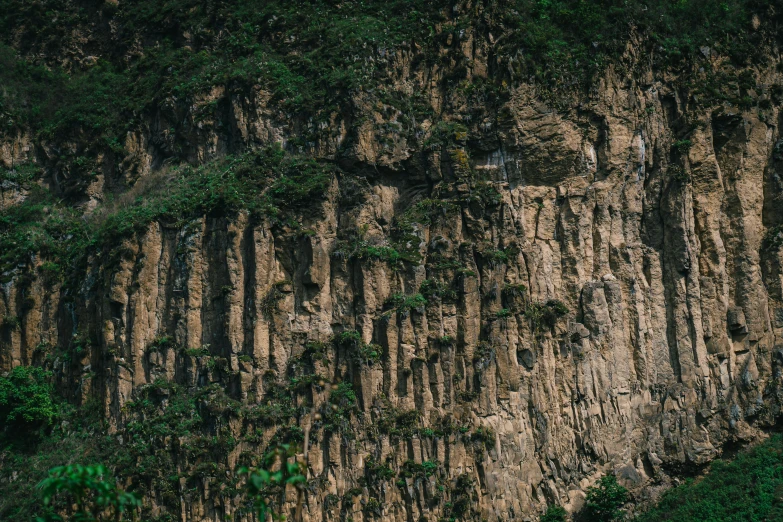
[2,2,783,521]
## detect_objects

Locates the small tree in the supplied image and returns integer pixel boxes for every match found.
[0,366,57,432]
[238,444,306,520]
[582,475,629,522]
[37,464,140,521]
[541,505,568,521]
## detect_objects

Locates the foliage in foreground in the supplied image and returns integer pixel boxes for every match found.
[238,444,306,521]
[33,449,306,522]
[37,465,140,522]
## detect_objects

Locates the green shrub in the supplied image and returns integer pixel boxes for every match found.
[334,330,382,366]
[355,343,383,366]
[419,279,457,302]
[0,366,57,433]
[424,121,469,149]
[669,165,691,183]
[525,300,569,333]
[376,407,420,441]
[400,460,439,479]
[446,474,476,520]
[334,330,362,349]
[364,457,395,485]
[322,382,358,434]
[541,505,568,522]
[384,293,427,315]
[470,427,496,454]
[582,475,628,522]
[673,139,693,153]
[477,247,510,265]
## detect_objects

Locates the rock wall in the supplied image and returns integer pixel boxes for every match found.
[2,33,783,522]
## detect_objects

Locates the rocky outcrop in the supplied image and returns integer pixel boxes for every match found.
[2,21,783,522]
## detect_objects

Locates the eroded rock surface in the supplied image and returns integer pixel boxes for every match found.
[2,18,783,522]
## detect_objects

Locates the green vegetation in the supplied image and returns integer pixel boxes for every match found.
[477,246,511,266]
[582,475,628,522]
[0,1,443,141]
[322,382,358,434]
[332,236,409,267]
[333,330,382,366]
[0,179,86,281]
[363,457,396,486]
[496,308,512,318]
[541,505,567,522]
[525,300,569,334]
[669,165,692,183]
[37,464,141,522]
[1,1,783,520]
[0,366,57,439]
[0,146,333,280]
[400,460,439,479]
[488,0,777,96]
[0,0,778,287]
[384,293,428,317]
[636,434,783,522]
[0,0,771,206]
[444,474,477,521]
[238,445,305,521]
[673,139,693,154]
[375,405,421,441]
[419,279,458,302]
[469,427,496,455]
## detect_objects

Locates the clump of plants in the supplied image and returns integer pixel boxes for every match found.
[581,475,629,522]
[0,366,57,439]
[525,300,569,333]
[419,279,457,302]
[375,405,421,441]
[383,293,428,317]
[399,460,439,480]
[321,382,358,434]
[541,505,568,522]
[333,330,382,366]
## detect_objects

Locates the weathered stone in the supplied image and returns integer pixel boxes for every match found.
[728,307,748,334]
[1,31,782,522]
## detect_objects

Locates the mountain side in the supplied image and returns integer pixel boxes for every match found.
[2,1,783,520]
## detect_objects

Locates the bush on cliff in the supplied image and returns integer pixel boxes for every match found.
[581,475,628,521]
[0,365,57,439]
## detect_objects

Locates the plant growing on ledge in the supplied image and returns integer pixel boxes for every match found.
[333,330,382,366]
[525,300,569,334]
[496,308,512,318]
[383,293,428,317]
